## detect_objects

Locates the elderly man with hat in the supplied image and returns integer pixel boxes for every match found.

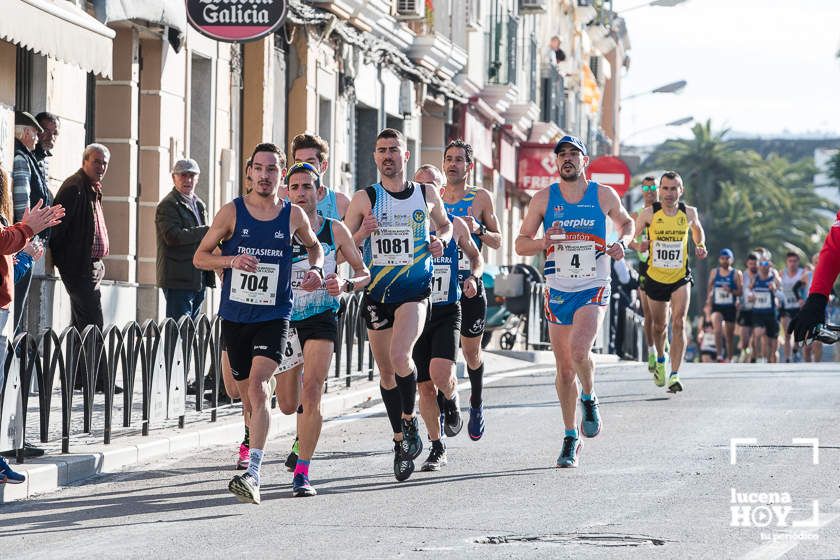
[155,158,215,320]
[12,111,52,336]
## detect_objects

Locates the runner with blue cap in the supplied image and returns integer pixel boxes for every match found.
[705,247,742,362]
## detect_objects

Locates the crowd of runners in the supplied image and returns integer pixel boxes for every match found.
[183,130,830,505]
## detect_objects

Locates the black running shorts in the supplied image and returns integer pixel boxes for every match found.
[413,302,461,383]
[459,279,487,338]
[643,275,693,303]
[737,309,753,327]
[751,312,779,338]
[221,318,290,381]
[711,305,736,323]
[292,309,338,347]
[362,292,430,331]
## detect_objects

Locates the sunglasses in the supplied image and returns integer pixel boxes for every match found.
[641,185,657,192]
[759,261,770,267]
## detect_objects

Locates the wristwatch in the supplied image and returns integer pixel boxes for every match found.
[477,224,487,236]
[309,265,324,278]
[344,279,355,293]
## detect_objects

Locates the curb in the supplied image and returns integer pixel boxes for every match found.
[1,355,630,503]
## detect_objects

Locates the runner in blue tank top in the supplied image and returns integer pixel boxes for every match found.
[413,164,484,471]
[194,143,324,505]
[704,248,743,361]
[515,135,634,469]
[441,139,503,441]
[345,128,452,482]
[273,162,370,497]
[749,258,781,363]
[290,132,350,219]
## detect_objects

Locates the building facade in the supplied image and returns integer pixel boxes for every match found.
[0,0,630,333]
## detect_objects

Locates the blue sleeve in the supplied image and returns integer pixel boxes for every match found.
[14,251,33,284]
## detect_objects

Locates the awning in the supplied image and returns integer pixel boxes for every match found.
[92,0,187,33]
[0,0,115,78]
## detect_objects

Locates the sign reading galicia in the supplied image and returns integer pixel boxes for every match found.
[186,0,288,43]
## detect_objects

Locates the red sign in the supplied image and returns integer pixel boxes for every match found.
[517,143,557,192]
[587,156,632,196]
[186,0,288,43]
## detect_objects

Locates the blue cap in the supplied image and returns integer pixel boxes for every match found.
[720,248,734,258]
[553,135,587,156]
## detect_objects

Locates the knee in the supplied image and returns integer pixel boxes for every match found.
[462,345,481,364]
[556,370,576,386]
[299,383,322,413]
[672,318,686,335]
[248,381,269,409]
[417,381,437,400]
[277,394,299,415]
[389,350,412,374]
[570,346,591,365]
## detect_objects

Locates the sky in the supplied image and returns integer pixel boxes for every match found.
[612,0,840,146]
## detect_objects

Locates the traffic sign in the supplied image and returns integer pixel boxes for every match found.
[588,156,632,196]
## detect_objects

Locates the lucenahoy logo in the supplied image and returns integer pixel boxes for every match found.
[186,0,288,43]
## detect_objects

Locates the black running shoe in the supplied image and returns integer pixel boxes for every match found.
[401,417,423,460]
[556,435,582,468]
[443,393,464,438]
[421,441,447,472]
[393,440,414,481]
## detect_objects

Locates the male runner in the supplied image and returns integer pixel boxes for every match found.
[779,252,805,362]
[194,143,324,504]
[516,135,634,468]
[633,171,708,392]
[440,139,502,440]
[273,162,370,496]
[628,176,659,372]
[290,133,350,219]
[705,248,742,361]
[344,128,452,481]
[749,258,781,363]
[736,253,759,363]
[414,163,483,471]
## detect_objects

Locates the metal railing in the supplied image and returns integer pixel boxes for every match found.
[0,292,374,461]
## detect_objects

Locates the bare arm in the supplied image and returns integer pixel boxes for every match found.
[346,190,374,247]
[194,202,242,271]
[331,220,371,292]
[336,191,351,219]
[734,270,743,297]
[600,185,634,260]
[290,205,325,292]
[473,189,502,250]
[455,217,483,278]
[426,185,452,244]
[687,206,708,258]
[706,269,717,304]
[629,207,653,251]
[515,189,550,257]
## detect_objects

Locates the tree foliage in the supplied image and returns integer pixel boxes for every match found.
[646,120,833,308]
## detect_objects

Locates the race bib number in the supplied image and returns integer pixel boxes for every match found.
[713,286,733,305]
[230,263,279,306]
[701,332,716,350]
[553,241,596,280]
[432,265,452,304]
[753,291,772,310]
[277,328,303,371]
[457,246,470,272]
[652,241,684,269]
[371,227,413,266]
[784,290,798,307]
[291,268,307,296]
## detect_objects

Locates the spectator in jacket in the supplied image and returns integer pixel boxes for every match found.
[0,163,63,463]
[33,112,60,186]
[12,111,51,335]
[155,158,215,320]
[49,144,110,334]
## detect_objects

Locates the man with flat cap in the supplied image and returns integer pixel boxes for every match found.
[12,111,51,336]
[155,158,215,320]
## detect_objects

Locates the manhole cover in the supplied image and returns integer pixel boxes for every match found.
[475,533,666,548]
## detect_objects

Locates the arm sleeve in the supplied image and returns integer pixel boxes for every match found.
[12,155,31,223]
[809,211,840,297]
[155,202,209,246]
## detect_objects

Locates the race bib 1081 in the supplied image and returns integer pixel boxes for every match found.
[371,226,413,266]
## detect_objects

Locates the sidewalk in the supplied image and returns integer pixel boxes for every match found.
[1,350,629,503]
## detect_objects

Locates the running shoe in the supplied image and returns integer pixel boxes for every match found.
[667,372,683,393]
[421,442,447,472]
[228,472,260,504]
[236,443,250,470]
[468,405,485,441]
[401,417,423,460]
[285,437,300,471]
[292,473,317,497]
[443,393,463,437]
[579,397,602,438]
[393,440,414,481]
[556,436,582,468]
[653,360,666,387]
[647,353,656,373]
[0,457,25,484]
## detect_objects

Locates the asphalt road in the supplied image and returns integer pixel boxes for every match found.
[2,362,840,560]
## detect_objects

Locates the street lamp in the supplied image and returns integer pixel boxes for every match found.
[618,0,688,13]
[622,80,687,101]
[622,116,694,141]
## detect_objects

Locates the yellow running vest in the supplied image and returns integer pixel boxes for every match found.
[646,202,690,284]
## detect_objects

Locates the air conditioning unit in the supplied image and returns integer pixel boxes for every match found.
[519,0,547,13]
[396,0,424,19]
